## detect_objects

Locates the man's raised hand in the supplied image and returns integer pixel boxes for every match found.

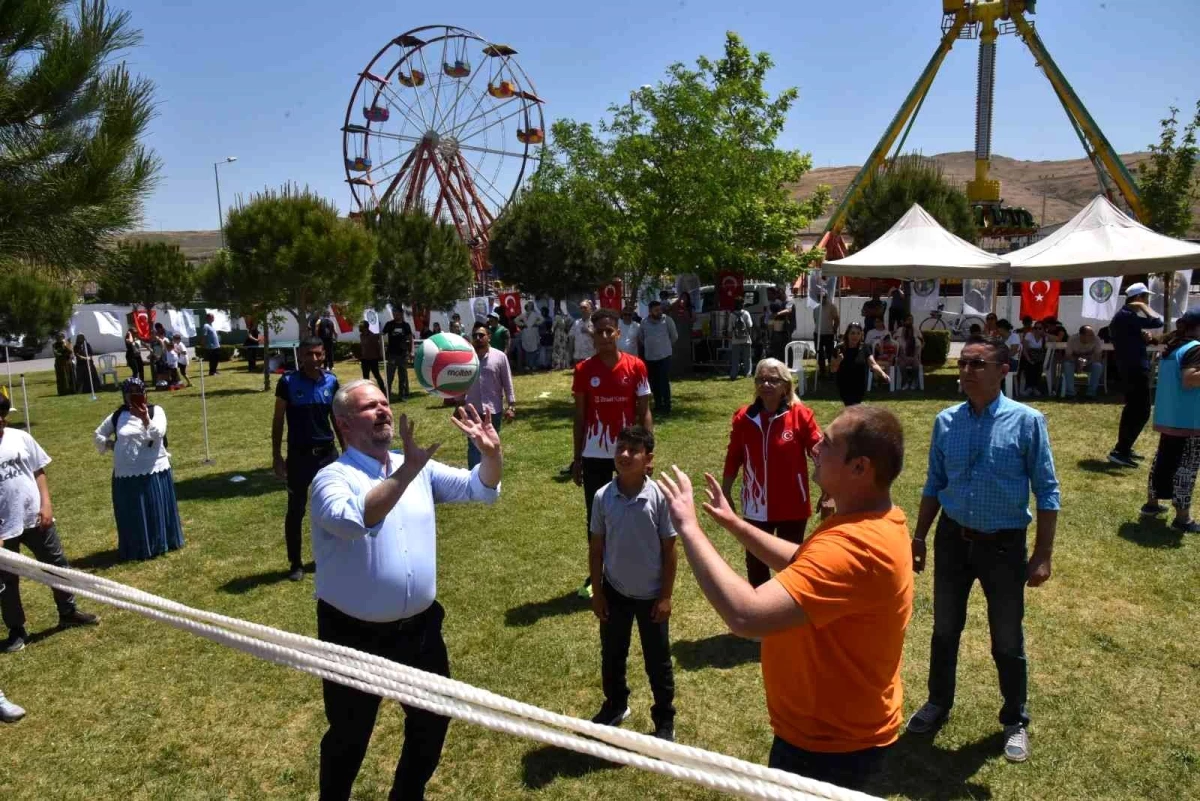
[699,473,738,529]
[450,403,500,457]
[397,414,440,473]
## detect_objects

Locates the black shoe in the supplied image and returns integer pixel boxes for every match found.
[1140,502,1168,518]
[1,632,26,654]
[1171,518,1200,534]
[652,720,675,742]
[58,610,99,629]
[288,567,304,582]
[1130,451,1147,461]
[591,702,630,727]
[1107,451,1138,468]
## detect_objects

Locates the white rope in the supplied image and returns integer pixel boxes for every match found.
[0,549,881,801]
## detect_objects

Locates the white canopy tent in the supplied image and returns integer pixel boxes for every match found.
[822,203,1011,279]
[1005,195,1200,279]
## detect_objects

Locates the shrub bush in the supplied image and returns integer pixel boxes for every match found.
[197,345,236,363]
[334,342,355,362]
[921,329,950,367]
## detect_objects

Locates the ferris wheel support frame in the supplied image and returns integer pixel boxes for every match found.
[814,0,1146,265]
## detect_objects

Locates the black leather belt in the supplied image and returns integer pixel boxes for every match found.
[945,516,1023,542]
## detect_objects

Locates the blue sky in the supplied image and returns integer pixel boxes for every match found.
[126,0,1198,231]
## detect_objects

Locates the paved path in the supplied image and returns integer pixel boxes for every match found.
[2,356,55,375]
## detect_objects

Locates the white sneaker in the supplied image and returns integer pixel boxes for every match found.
[0,693,25,723]
[1003,724,1029,763]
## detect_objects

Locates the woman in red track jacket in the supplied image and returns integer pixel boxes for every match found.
[721,358,822,587]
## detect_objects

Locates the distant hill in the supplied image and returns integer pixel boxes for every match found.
[789,150,1200,236]
[130,151,1198,259]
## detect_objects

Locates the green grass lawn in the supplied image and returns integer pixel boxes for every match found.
[0,360,1196,800]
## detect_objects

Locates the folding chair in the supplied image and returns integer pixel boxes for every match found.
[784,340,813,397]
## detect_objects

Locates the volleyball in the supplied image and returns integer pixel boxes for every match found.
[414,332,480,399]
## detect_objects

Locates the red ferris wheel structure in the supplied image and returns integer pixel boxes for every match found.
[342,24,545,286]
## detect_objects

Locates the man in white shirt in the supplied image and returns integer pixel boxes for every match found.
[617,306,641,356]
[515,302,543,372]
[727,297,754,380]
[309,381,500,801]
[0,394,98,653]
[569,300,596,364]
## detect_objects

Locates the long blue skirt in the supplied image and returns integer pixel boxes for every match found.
[112,469,185,561]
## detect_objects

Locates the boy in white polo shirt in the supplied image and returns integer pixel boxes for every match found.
[588,425,678,741]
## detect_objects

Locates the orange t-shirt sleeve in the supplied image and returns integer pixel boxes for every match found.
[775,532,878,629]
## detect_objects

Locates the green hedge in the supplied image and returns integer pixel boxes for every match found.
[196,345,236,363]
[921,330,950,367]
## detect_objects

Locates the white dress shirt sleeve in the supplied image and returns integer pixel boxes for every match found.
[310,465,386,541]
[426,459,500,505]
[94,413,115,454]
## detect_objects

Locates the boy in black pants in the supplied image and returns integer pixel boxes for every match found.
[588,426,678,741]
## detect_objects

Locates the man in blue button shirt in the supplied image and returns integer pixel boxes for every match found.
[1107,283,1164,467]
[272,337,343,581]
[907,335,1060,765]
[309,379,500,801]
[201,313,221,376]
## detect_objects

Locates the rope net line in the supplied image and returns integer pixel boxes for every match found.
[0,549,881,801]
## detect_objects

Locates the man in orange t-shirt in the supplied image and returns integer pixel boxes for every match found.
[657,405,913,791]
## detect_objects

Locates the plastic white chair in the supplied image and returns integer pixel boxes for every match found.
[97,354,119,387]
[783,340,813,397]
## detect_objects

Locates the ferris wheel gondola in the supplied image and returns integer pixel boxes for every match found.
[341,24,544,285]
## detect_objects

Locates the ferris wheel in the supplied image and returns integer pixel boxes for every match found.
[342,24,544,280]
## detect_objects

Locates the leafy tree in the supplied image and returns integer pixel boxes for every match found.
[0,0,159,272]
[0,268,75,351]
[200,185,377,389]
[488,186,612,299]
[844,154,977,251]
[96,241,195,313]
[366,205,473,313]
[542,32,828,290]
[1137,101,1200,238]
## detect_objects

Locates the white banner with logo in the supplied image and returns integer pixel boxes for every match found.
[962,279,994,317]
[805,269,838,310]
[908,278,941,316]
[1148,271,1193,319]
[1082,276,1121,321]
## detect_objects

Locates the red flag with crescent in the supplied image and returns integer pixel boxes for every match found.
[331,304,354,334]
[717,271,743,311]
[498,292,521,319]
[132,308,153,340]
[598,280,624,311]
[1020,280,1061,320]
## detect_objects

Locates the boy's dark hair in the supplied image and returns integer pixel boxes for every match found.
[591,308,618,327]
[840,406,904,487]
[1021,315,1033,327]
[300,336,324,350]
[648,300,662,310]
[964,333,1011,364]
[472,320,489,334]
[0,393,9,417]
[616,425,655,454]
[997,318,1013,332]
[968,323,982,335]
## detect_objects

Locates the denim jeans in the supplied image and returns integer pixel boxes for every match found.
[599,579,674,726]
[927,515,1030,727]
[768,736,889,792]
[1063,361,1104,396]
[729,342,753,379]
[645,357,672,414]
[466,416,501,469]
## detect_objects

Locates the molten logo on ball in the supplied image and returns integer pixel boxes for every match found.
[414,333,480,399]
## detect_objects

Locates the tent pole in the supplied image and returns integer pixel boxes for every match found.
[1006,279,1014,321]
[198,355,214,465]
[813,275,823,390]
[20,374,30,432]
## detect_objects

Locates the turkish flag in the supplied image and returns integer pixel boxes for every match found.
[132,308,153,340]
[1020,280,1061,320]
[498,292,522,319]
[717,271,743,310]
[331,304,354,333]
[598,280,624,311]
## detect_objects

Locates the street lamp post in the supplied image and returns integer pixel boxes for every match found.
[213,156,238,248]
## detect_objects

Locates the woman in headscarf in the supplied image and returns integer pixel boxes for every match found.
[52,332,76,396]
[93,378,184,561]
[551,303,572,370]
[73,334,100,394]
